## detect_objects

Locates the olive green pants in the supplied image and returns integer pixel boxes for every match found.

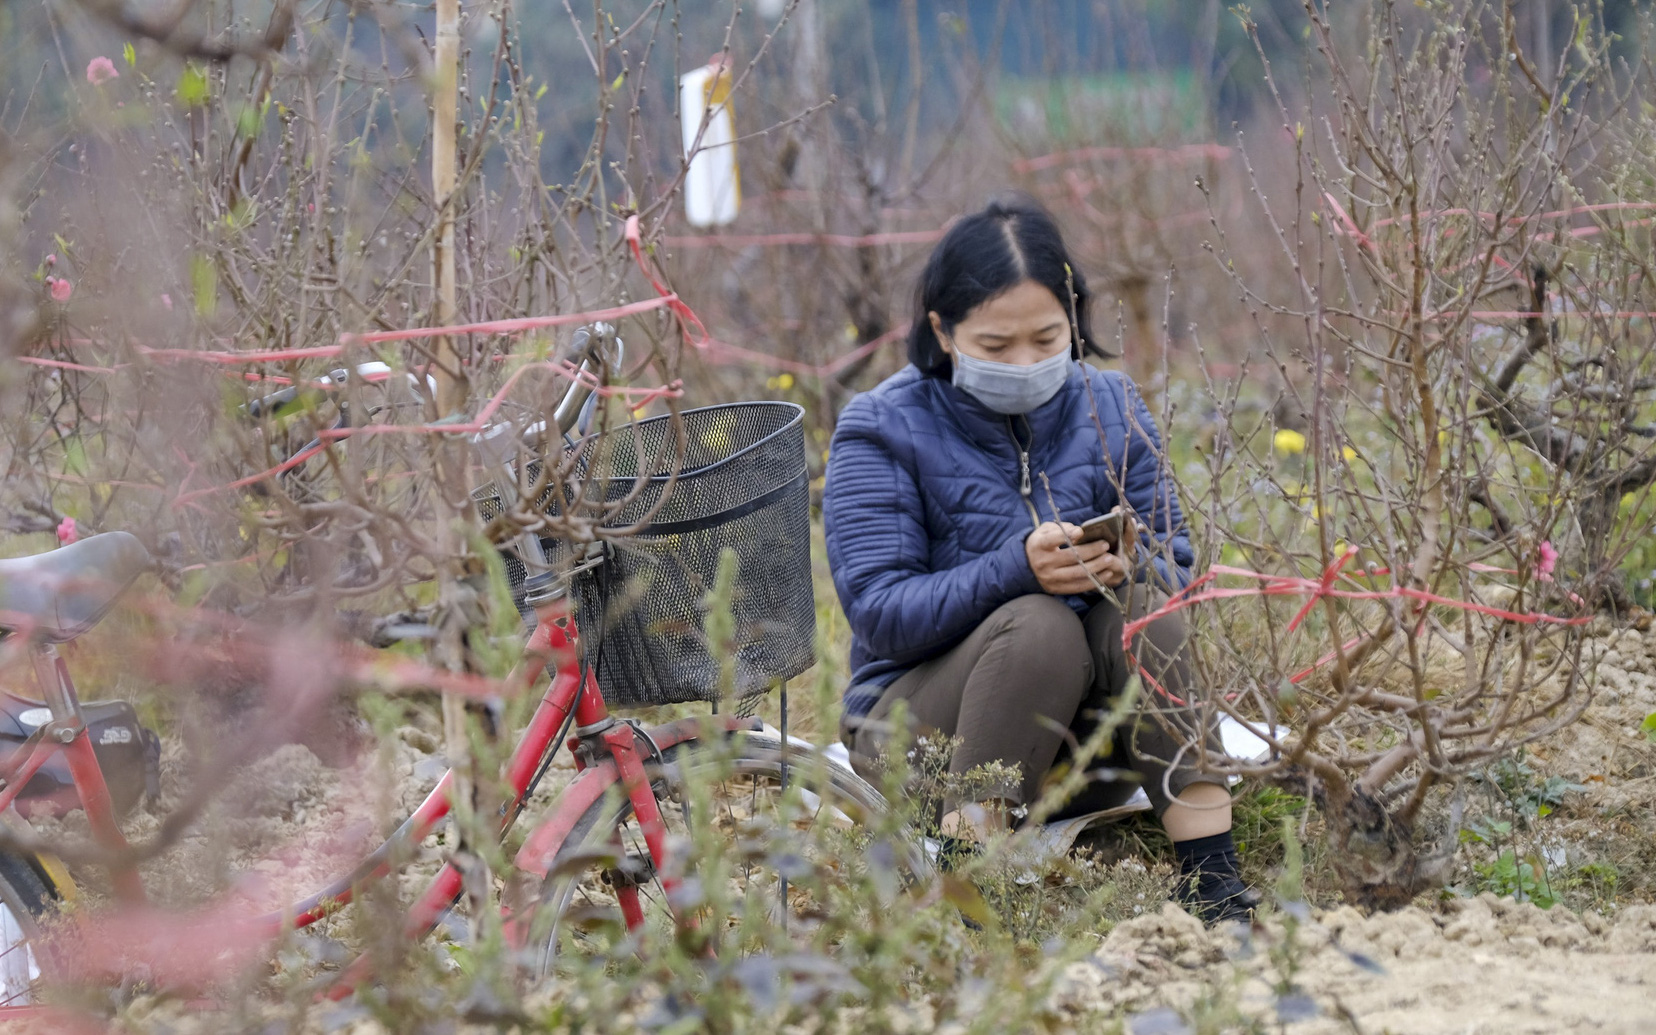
[842,588,1223,817]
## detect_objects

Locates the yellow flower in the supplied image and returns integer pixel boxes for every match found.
[777,372,795,390]
[1274,429,1307,455]
[1342,446,1357,461]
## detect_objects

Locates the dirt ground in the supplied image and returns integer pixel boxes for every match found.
[1054,895,1656,1034]
[1042,617,1656,1034]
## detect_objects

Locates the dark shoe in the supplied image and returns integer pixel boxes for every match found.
[935,834,984,873]
[1174,877,1261,926]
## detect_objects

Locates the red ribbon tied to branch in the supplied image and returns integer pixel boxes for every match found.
[1120,545,1593,706]
[627,214,708,348]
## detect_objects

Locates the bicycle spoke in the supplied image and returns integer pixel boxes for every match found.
[0,902,38,1007]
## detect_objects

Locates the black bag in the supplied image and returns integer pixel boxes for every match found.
[0,693,161,817]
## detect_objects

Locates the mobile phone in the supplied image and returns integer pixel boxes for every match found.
[1075,508,1127,548]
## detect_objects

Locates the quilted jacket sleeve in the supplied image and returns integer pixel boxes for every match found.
[1112,374,1195,590]
[824,394,1043,667]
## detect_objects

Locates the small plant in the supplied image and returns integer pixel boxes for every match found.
[1473,850,1558,909]
[1481,755,1585,827]
[1455,751,1585,907]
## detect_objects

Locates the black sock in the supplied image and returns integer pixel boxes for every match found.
[1172,831,1245,904]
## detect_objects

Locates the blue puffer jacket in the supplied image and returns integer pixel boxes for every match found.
[823,362,1192,718]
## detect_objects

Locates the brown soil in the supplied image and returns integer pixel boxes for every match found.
[1532,622,1656,807]
[1053,895,1656,1033]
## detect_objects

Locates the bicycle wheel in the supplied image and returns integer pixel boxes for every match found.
[527,730,926,972]
[0,854,57,1008]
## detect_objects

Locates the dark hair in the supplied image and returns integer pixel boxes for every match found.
[906,194,1102,377]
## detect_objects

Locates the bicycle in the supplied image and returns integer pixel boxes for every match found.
[0,329,923,1017]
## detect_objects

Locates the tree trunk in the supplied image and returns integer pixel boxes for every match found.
[1327,787,1456,910]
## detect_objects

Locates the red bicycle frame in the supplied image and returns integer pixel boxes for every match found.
[0,591,754,1010]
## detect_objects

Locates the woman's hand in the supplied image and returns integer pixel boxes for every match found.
[1024,521,1128,595]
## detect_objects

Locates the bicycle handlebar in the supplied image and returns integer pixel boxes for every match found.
[245,325,622,461]
[548,322,625,441]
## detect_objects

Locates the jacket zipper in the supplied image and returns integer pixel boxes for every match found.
[1009,416,1041,529]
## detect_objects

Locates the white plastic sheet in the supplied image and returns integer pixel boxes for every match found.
[680,63,740,227]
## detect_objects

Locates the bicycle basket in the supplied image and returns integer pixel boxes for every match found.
[481,401,815,706]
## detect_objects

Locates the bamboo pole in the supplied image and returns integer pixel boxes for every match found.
[433,0,462,413]
[431,0,474,859]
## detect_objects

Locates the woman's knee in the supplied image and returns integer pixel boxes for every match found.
[1138,609,1187,656]
[978,594,1092,688]
[1126,609,1192,675]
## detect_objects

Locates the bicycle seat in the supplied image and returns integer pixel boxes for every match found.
[0,532,156,643]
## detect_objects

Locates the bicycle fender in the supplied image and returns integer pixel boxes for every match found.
[0,807,75,901]
[512,714,760,879]
[514,762,620,880]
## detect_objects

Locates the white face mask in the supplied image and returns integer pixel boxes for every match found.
[950,349,1072,415]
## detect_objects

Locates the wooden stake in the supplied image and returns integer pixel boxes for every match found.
[431,0,474,865]
[432,0,463,415]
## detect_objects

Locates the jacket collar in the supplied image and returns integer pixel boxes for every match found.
[928,362,1086,458]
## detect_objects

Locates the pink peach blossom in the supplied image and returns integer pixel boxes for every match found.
[160,293,173,310]
[56,517,78,545]
[44,254,55,267]
[49,278,72,302]
[1537,540,1558,580]
[86,57,118,86]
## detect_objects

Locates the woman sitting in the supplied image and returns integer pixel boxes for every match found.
[823,196,1256,923]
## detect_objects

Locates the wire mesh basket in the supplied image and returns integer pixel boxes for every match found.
[477,401,816,706]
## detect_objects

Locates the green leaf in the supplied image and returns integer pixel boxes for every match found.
[176,64,209,108]
[941,875,996,930]
[122,42,136,67]
[1642,711,1656,743]
[224,198,255,230]
[236,103,262,138]
[63,437,88,477]
[189,253,217,318]
[176,568,212,609]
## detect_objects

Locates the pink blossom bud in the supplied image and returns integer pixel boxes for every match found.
[44,254,56,267]
[86,57,118,87]
[161,293,173,310]
[1537,540,1558,580]
[56,517,78,545]
[50,279,72,302]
